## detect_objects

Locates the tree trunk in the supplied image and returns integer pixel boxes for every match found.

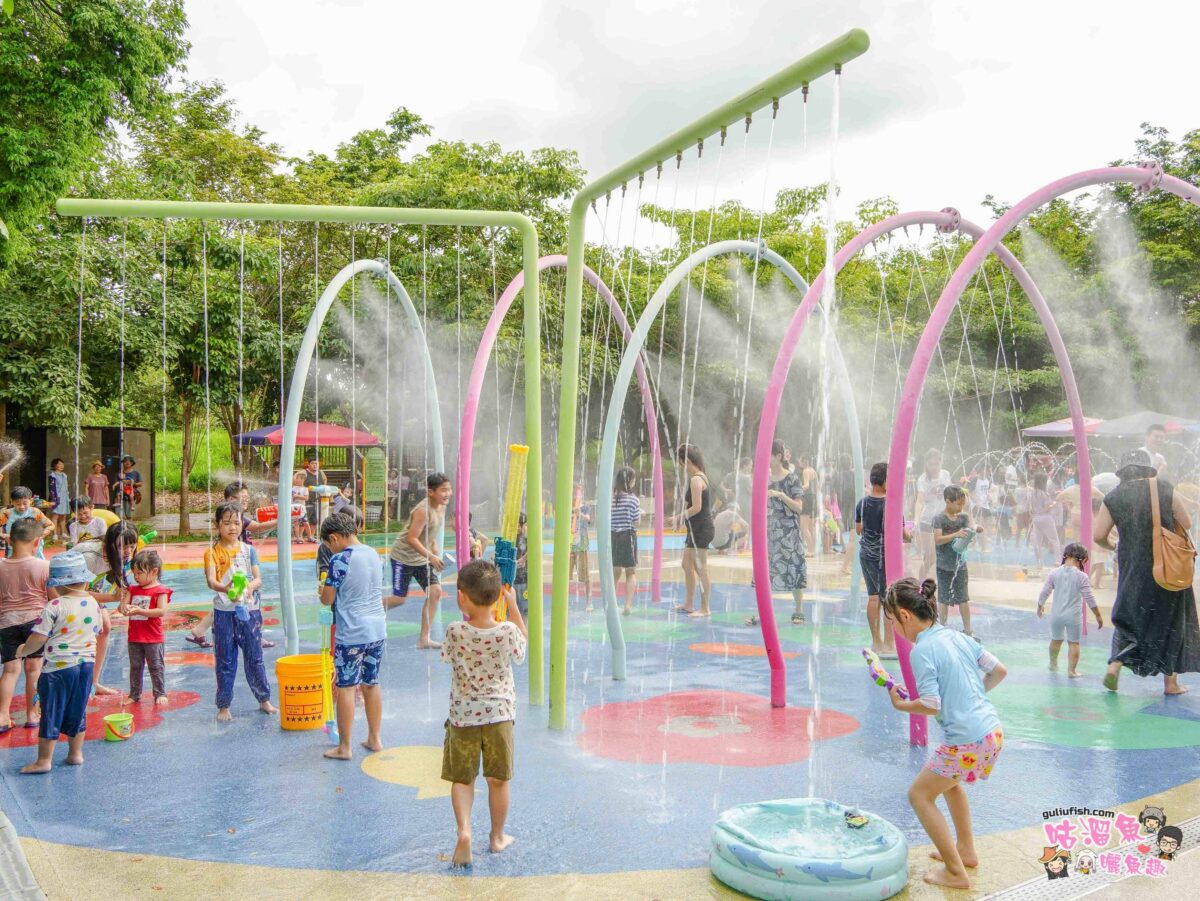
[178,399,195,535]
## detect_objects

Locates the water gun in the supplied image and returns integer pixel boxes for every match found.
[228,572,250,621]
[256,503,305,523]
[861,648,909,700]
[492,444,529,622]
[318,607,338,743]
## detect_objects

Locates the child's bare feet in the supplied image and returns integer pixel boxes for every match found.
[121,695,138,706]
[155,695,169,706]
[64,753,84,766]
[217,708,233,722]
[930,847,978,868]
[20,762,52,775]
[452,832,472,868]
[1068,671,1082,679]
[259,700,278,714]
[416,639,442,650]
[490,833,515,853]
[94,683,119,696]
[323,747,353,760]
[361,738,383,753]
[923,864,971,888]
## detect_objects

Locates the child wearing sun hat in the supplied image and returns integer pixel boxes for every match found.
[13,550,102,774]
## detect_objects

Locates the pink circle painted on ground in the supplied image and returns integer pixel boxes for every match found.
[577,689,858,767]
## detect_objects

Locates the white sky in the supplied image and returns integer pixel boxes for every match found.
[183,0,1199,239]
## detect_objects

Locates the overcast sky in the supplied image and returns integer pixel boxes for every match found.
[183,0,1197,237]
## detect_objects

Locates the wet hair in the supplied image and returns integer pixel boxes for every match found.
[883,577,938,623]
[771,439,786,459]
[50,457,64,470]
[457,559,502,607]
[9,518,42,544]
[1139,806,1165,827]
[131,549,162,573]
[320,512,358,540]
[103,522,139,590]
[427,472,450,491]
[1032,472,1048,491]
[10,486,32,501]
[1061,542,1089,565]
[676,444,706,472]
[71,496,94,512]
[943,485,966,503]
[223,481,248,500]
[869,462,888,487]
[213,500,242,526]
[614,466,637,495]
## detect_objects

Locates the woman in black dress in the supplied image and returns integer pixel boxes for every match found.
[673,444,713,617]
[1094,449,1199,694]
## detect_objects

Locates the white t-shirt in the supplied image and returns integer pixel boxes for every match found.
[1138,446,1167,475]
[916,470,951,524]
[972,478,991,510]
[441,621,526,727]
[68,518,107,545]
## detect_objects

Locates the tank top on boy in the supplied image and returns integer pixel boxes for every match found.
[916,470,950,524]
[391,499,444,566]
[206,542,258,612]
[127,584,173,643]
[0,556,50,628]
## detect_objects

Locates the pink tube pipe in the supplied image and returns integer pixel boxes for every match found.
[456,254,664,601]
[885,166,1199,745]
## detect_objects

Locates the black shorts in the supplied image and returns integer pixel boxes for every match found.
[0,620,44,664]
[611,530,638,569]
[391,560,439,597]
[937,566,969,606]
[801,493,816,516]
[685,519,714,550]
[860,556,887,598]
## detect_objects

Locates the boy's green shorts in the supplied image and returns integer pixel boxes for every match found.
[442,719,514,784]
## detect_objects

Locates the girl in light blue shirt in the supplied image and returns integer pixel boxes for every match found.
[884,577,1008,892]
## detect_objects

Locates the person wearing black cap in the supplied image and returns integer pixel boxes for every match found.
[1094,449,1199,694]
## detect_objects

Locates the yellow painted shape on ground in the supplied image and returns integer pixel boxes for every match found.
[360,745,448,799]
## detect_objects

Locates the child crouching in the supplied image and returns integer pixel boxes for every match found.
[441,560,526,867]
[14,551,101,774]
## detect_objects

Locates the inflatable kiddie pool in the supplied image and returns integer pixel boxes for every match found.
[710,798,908,901]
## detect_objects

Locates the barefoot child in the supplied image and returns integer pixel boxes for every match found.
[441,560,526,867]
[856,462,912,659]
[203,502,276,722]
[389,473,452,650]
[0,519,50,731]
[883,577,1008,889]
[610,467,642,615]
[14,551,101,774]
[1037,543,1103,677]
[932,485,983,636]
[319,512,385,760]
[47,458,69,542]
[119,549,172,706]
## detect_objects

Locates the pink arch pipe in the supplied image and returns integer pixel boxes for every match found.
[456,254,665,601]
[885,165,1200,745]
[753,207,1099,713]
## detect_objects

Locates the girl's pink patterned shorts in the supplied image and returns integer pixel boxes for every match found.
[925,727,1004,783]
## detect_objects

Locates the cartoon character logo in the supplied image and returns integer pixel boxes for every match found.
[1157,825,1183,861]
[1139,806,1165,837]
[1040,846,1071,879]
[958,751,979,769]
[1075,850,1095,875]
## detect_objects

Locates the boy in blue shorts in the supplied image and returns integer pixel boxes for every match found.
[320,512,386,761]
[14,550,101,774]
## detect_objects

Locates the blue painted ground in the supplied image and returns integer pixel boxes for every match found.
[1,555,1198,879]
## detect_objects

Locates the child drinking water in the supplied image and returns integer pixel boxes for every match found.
[120,549,172,706]
[319,512,386,761]
[441,560,526,868]
[883,577,1008,889]
[203,502,276,722]
[610,467,642,615]
[1037,543,1103,677]
[932,485,983,636]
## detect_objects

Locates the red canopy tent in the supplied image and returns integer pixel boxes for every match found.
[233,422,379,447]
[1020,416,1103,439]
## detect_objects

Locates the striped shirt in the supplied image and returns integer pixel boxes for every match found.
[611,492,641,532]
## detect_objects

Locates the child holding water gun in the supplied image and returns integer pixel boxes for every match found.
[1037,543,1103,678]
[203,502,276,722]
[932,485,983,636]
[883,577,1007,890]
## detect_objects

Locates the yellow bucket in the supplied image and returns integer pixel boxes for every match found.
[103,712,134,742]
[275,653,332,731]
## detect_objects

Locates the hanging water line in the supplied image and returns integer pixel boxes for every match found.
[160,222,169,545]
[73,219,88,502]
[118,222,127,481]
[595,240,863,681]
[201,222,213,540]
[237,227,246,476]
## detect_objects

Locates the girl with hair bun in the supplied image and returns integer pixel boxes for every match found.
[883,577,1009,890]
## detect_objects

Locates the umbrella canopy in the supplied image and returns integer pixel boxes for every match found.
[1020,416,1103,438]
[1091,411,1200,438]
[233,422,380,447]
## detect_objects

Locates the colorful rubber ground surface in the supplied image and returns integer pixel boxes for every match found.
[2,551,1199,898]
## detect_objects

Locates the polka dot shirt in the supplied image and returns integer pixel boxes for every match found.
[32,592,100,670]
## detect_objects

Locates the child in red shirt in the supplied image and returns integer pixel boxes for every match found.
[119,549,172,706]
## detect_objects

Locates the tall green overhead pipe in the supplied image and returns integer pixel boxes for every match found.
[549,29,869,729]
[56,198,546,703]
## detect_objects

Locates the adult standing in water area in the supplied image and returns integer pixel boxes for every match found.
[1095,449,1199,695]
[673,444,712,618]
